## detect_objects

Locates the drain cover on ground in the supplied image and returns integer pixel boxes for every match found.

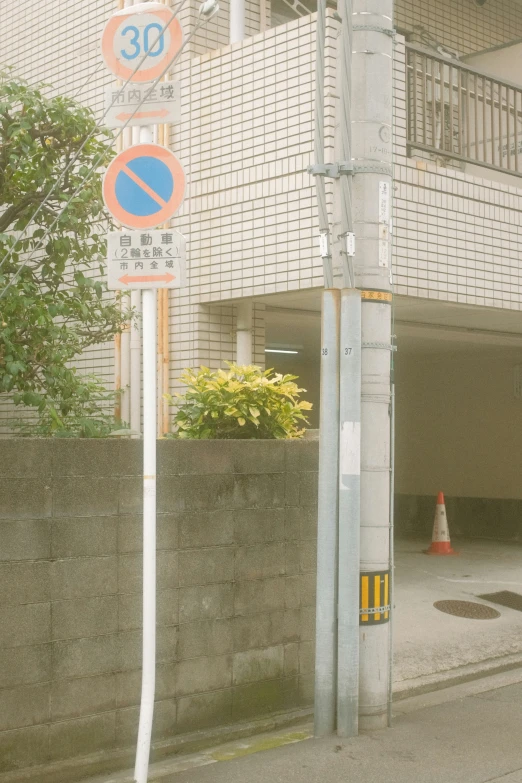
[434,600,500,619]
[478,591,522,612]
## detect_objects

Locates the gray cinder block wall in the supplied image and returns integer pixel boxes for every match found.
[0,440,318,781]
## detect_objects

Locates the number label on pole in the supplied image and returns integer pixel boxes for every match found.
[101,2,183,84]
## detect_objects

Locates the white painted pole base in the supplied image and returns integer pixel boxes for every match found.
[134,289,157,783]
[359,623,390,731]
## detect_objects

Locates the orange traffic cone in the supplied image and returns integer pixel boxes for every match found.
[424,492,458,555]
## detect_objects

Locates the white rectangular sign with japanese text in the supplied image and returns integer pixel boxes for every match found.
[106,229,187,290]
[104,82,181,128]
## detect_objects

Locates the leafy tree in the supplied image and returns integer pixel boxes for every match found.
[169,363,313,439]
[0,70,128,432]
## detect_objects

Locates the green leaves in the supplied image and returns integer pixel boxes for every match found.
[167,363,312,440]
[0,71,127,436]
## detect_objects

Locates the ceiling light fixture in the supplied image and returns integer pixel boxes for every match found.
[265,348,299,355]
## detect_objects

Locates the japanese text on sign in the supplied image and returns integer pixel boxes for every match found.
[106,229,187,290]
[104,82,181,128]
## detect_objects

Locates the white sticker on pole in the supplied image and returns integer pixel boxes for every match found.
[379,223,389,268]
[319,233,329,258]
[101,2,183,84]
[378,181,390,224]
[340,421,361,488]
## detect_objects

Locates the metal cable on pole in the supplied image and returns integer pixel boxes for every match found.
[313,0,340,739]
[314,287,340,737]
[314,0,333,289]
[337,287,361,738]
[337,0,354,288]
[335,0,360,738]
[0,4,216,301]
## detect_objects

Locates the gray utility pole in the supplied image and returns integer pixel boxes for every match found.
[313,0,339,738]
[352,0,394,730]
[313,0,362,740]
[312,0,394,738]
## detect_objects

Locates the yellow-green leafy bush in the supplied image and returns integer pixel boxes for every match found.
[168,363,312,439]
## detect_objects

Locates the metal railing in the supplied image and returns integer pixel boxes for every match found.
[406,43,522,178]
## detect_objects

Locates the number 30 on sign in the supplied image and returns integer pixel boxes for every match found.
[101,2,183,84]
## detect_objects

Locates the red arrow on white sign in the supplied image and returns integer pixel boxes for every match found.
[119,273,176,285]
[116,109,171,122]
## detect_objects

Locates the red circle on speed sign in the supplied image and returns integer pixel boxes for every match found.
[101,2,183,84]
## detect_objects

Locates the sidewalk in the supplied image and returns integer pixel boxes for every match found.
[95,668,522,783]
[393,538,522,695]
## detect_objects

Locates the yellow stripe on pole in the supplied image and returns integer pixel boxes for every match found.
[384,573,389,620]
[360,290,392,303]
[361,576,369,622]
[374,575,381,622]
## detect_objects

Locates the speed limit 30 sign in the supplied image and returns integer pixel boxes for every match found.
[101,1,183,84]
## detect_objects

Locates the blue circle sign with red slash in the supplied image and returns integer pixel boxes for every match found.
[103,143,186,230]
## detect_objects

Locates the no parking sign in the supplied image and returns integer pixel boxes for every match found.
[103,143,186,230]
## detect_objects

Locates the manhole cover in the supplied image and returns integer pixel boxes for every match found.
[434,600,500,619]
[478,591,522,612]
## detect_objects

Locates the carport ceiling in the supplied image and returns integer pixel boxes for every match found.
[258,290,522,354]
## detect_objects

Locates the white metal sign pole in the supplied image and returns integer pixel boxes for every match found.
[102,4,190,778]
[134,113,156,783]
[134,286,157,783]
[127,0,142,440]
[127,4,154,781]
[135,14,156,777]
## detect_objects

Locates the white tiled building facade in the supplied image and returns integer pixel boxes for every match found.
[2,0,522,431]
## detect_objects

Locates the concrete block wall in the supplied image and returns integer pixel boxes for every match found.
[0,440,317,780]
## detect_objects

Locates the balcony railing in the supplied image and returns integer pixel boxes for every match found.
[406,43,522,178]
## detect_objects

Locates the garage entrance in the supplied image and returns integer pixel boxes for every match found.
[262,290,522,542]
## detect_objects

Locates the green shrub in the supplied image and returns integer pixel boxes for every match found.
[12,379,130,438]
[168,363,312,440]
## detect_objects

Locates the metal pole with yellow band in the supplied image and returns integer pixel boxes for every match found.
[352,0,394,729]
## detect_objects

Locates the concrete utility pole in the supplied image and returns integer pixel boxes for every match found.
[352,0,394,730]
[312,0,394,737]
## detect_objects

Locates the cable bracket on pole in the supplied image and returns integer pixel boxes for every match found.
[352,162,392,176]
[353,24,395,36]
[308,162,353,178]
[361,605,392,615]
[362,342,397,351]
